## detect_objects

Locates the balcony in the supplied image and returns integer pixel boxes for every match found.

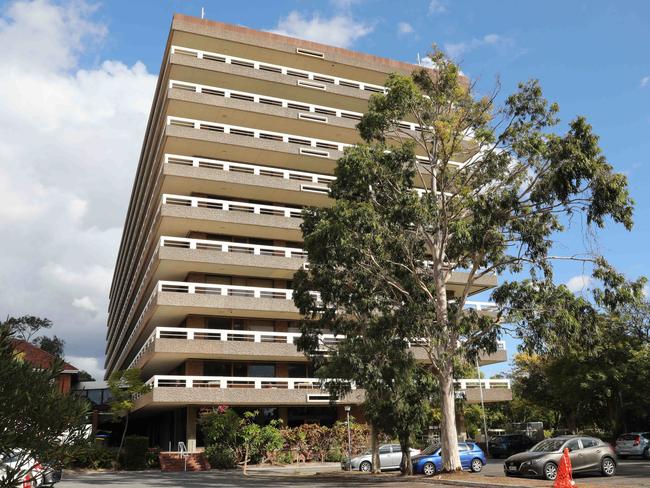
[170,45,388,97]
[161,154,332,207]
[133,374,510,411]
[129,326,507,377]
[159,194,303,241]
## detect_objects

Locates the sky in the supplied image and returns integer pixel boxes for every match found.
[0,0,648,380]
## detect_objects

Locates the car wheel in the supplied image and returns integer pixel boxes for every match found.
[543,462,558,481]
[601,457,616,477]
[422,462,436,476]
[643,448,650,460]
[359,461,372,472]
[470,458,483,473]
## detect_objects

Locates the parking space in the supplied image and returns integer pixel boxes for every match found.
[479,458,650,486]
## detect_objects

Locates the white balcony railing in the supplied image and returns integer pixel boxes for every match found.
[168,80,428,132]
[165,154,335,186]
[167,115,350,156]
[162,194,303,218]
[170,45,388,95]
[146,375,343,390]
[128,325,506,370]
[456,378,511,390]
[158,280,298,300]
[160,236,308,259]
[144,374,509,391]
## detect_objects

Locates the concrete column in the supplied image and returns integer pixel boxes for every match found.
[186,406,198,453]
[186,316,205,328]
[185,360,203,376]
[279,407,289,426]
[276,362,288,377]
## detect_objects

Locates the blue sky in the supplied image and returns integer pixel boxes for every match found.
[0,0,647,378]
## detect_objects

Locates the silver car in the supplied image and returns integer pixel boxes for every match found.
[341,444,421,471]
[615,432,650,459]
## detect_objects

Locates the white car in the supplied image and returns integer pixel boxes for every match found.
[1,451,40,487]
[341,444,421,471]
[615,432,650,459]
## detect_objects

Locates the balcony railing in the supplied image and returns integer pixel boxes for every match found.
[144,374,509,391]
[160,236,307,259]
[158,280,298,300]
[165,154,335,186]
[128,325,506,370]
[456,379,511,390]
[167,115,351,157]
[169,80,427,132]
[170,45,388,95]
[162,194,303,218]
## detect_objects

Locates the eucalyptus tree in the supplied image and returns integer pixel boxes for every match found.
[293,48,634,471]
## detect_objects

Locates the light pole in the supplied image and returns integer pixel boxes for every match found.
[345,405,352,469]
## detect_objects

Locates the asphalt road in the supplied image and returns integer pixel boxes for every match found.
[57,459,650,488]
[479,458,650,486]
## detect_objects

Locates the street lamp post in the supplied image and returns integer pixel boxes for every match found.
[345,405,352,469]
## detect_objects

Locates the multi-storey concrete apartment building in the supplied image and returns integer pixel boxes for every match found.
[105,14,511,452]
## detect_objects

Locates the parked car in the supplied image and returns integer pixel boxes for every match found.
[504,436,616,481]
[488,433,536,458]
[615,432,650,459]
[0,451,61,487]
[341,444,421,472]
[413,442,487,476]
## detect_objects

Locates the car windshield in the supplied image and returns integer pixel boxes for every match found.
[530,439,564,452]
[420,444,440,455]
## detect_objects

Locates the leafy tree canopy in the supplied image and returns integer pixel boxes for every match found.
[294,47,637,471]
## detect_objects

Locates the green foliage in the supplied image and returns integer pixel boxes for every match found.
[0,324,89,487]
[509,301,650,435]
[3,315,52,341]
[32,335,65,358]
[198,407,241,450]
[205,446,236,469]
[293,45,637,471]
[145,447,160,469]
[107,369,151,462]
[69,443,115,470]
[120,435,149,470]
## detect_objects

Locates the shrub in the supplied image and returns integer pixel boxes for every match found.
[121,435,149,470]
[205,445,237,469]
[325,448,344,462]
[70,443,115,469]
[145,447,160,469]
[199,406,240,449]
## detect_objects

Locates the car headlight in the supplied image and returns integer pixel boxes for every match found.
[520,461,531,468]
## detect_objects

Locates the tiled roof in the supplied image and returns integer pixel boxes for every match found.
[11,339,78,372]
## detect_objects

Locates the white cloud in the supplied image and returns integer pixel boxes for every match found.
[0,0,156,367]
[640,76,650,87]
[428,0,447,15]
[420,56,437,69]
[72,296,98,313]
[66,355,105,380]
[397,22,414,35]
[329,0,362,8]
[444,33,514,60]
[269,11,373,48]
[565,275,593,293]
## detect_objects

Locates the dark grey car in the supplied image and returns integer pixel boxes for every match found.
[504,436,616,481]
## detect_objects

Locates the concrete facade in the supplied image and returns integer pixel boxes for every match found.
[106,14,509,450]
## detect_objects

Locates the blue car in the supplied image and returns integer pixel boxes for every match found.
[413,442,487,476]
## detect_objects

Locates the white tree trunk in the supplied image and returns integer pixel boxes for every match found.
[439,371,462,471]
